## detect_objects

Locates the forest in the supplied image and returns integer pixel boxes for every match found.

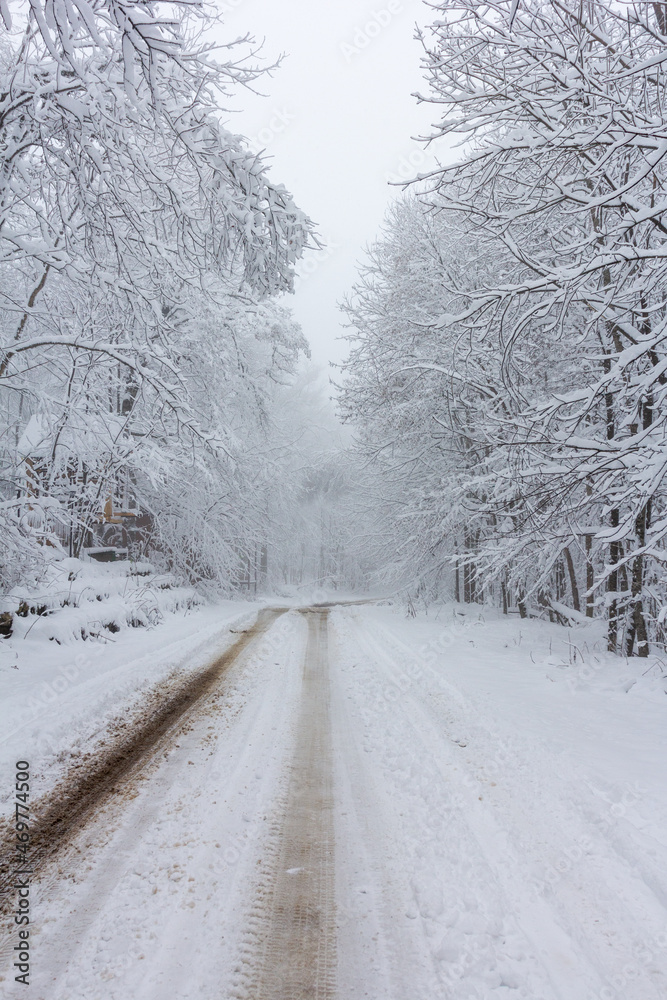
[0,0,366,610]
[341,0,667,656]
[3,0,667,658]
[2,8,667,998]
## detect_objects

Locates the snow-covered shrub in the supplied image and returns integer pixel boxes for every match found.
[0,558,202,646]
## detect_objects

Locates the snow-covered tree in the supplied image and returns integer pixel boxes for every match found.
[341,0,667,651]
[410,0,667,652]
[0,0,314,590]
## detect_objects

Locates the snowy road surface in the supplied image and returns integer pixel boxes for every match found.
[1,601,667,999]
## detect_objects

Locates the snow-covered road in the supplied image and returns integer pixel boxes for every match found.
[1,601,666,999]
[330,605,667,1000]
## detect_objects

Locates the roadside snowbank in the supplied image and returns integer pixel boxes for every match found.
[0,557,201,647]
[0,580,262,823]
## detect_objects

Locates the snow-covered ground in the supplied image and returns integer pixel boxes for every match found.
[1,600,666,999]
[330,603,667,999]
[0,586,261,824]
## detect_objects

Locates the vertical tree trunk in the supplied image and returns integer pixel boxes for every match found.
[626,496,650,656]
[653,3,667,35]
[607,509,620,653]
[583,481,595,616]
[585,535,594,618]
[553,559,561,602]
[517,590,527,619]
[604,355,620,653]
[626,541,646,656]
[463,526,476,603]
[463,529,469,603]
[563,546,581,613]
[626,383,653,655]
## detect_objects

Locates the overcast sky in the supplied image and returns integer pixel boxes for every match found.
[213,0,449,373]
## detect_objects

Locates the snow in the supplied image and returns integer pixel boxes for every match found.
[16,414,50,458]
[0,585,262,824]
[16,412,130,462]
[0,607,307,998]
[1,599,666,997]
[4,1,667,993]
[329,603,667,999]
[0,557,202,648]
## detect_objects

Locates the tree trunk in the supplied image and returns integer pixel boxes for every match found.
[607,509,620,653]
[563,546,581,613]
[626,500,649,656]
[463,526,477,603]
[585,533,594,617]
[604,355,620,653]
[517,590,527,619]
[653,3,667,35]
[626,379,653,655]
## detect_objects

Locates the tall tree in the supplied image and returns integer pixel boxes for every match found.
[0,0,314,588]
[406,0,667,651]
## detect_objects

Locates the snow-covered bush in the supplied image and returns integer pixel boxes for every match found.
[0,557,202,646]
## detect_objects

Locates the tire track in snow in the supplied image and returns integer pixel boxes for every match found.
[338,607,667,1000]
[0,607,288,914]
[4,609,304,1000]
[242,607,337,1000]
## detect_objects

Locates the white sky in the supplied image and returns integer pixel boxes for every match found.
[212,0,448,372]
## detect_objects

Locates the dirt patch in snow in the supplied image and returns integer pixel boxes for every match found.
[0,607,287,909]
